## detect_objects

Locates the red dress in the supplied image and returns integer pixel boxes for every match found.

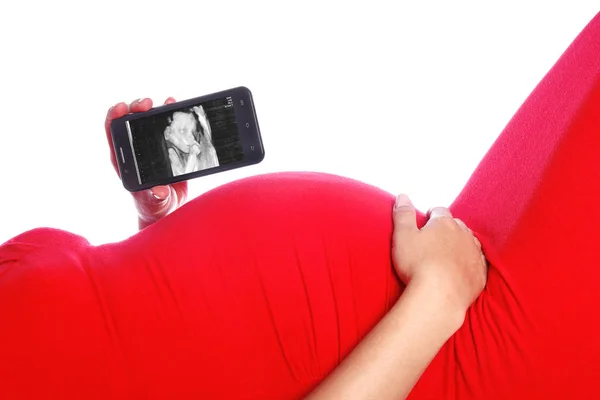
[1,12,600,400]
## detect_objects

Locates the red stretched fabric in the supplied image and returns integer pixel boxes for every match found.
[1,11,600,399]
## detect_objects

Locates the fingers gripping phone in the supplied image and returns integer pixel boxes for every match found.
[110,86,265,192]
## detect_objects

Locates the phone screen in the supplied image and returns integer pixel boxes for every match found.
[126,95,245,185]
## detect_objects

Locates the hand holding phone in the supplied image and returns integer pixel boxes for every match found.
[110,87,265,192]
[104,97,188,228]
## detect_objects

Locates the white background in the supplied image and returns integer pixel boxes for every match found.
[0,2,598,245]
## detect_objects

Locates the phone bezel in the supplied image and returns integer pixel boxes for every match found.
[110,86,265,192]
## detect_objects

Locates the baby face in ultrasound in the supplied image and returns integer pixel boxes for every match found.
[165,112,200,153]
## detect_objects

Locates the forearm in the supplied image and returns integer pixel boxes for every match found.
[185,156,197,174]
[197,113,211,139]
[200,121,212,140]
[306,279,462,400]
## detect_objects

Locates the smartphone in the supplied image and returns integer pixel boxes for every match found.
[110,86,265,192]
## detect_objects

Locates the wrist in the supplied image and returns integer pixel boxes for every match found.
[400,277,467,336]
[138,217,154,230]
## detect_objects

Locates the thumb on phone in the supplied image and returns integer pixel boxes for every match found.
[151,186,171,201]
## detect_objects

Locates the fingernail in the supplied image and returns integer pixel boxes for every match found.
[137,98,145,104]
[394,194,412,209]
[151,186,170,201]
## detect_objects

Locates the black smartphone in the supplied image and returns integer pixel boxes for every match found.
[110,86,265,192]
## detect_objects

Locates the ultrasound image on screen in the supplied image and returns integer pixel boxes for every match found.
[127,97,244,185]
